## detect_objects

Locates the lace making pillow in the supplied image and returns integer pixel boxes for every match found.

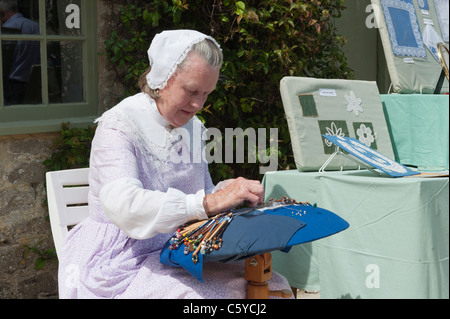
[372,0,449,93]
[280,76,395,172]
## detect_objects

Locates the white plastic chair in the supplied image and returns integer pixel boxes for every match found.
[46,168,90,258]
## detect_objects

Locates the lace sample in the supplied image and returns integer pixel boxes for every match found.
[381,0,427,58]
[434,0,449,42]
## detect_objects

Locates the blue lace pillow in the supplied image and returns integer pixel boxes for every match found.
[160,204,349,282]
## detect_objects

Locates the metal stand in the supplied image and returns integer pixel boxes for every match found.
[319,145,381,176]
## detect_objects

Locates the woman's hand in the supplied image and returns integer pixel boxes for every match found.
[203,177,264,216]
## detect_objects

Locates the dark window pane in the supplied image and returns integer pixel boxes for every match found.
[46,0,82,36]
[1,0,41,35]
[48,41,84,103]
[1,0,41,105]
[2,40,42,105]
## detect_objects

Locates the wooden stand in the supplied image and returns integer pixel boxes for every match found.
[245,252,292,299]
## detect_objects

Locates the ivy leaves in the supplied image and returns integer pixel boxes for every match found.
[43,123,96,171]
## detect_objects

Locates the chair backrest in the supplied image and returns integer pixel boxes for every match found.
[46,168,90,258]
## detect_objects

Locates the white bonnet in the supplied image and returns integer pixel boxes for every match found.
[146,29,221,90]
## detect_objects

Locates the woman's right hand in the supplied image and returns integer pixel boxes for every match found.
[203,177,264,216]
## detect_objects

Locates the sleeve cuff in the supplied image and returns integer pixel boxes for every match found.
[185,188,208,221]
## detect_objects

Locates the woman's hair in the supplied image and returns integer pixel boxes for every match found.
[139,38,222,98]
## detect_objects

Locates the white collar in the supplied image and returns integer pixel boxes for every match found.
[98,93,177,148]
[98,93,204,162]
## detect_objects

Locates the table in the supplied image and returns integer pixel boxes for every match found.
[263,170,449,298]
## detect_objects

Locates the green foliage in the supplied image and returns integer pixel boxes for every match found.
[43,123,96,171]
[23,241,57,270]
[104,0,354,182]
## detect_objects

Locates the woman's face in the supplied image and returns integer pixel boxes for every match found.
[157,52,220,127]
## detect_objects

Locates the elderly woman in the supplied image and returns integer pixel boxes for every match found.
[58,30,290,298]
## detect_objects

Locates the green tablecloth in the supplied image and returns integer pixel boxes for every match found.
[382,94,449,170]
[263,170,449,299]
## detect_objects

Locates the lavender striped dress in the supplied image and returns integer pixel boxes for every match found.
[58,93,291,298]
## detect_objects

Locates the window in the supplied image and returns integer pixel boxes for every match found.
[0,0,98,135]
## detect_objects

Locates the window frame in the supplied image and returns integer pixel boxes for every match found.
[0,0,98,135]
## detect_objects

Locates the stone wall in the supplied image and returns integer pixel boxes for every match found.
[0,133,59,298]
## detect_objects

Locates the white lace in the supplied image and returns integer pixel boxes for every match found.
[435,0,449,42]
[381,0,427,58]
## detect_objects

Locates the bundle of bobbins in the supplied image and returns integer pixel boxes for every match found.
[168,197,316,264]
[169,212,232,264]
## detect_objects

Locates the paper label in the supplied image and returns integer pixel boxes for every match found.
[423,18,434,25]
[319,88,337,97]
[404,58,415,64]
